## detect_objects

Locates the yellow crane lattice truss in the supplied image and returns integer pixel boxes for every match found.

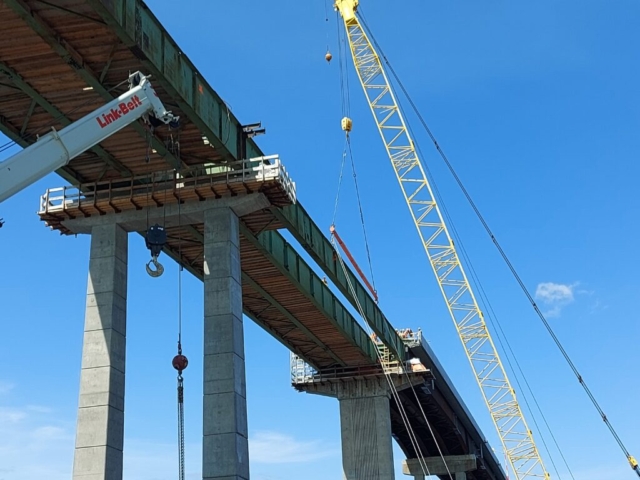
[334,1,550,478]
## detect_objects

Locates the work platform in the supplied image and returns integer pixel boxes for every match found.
[0,0,507,479]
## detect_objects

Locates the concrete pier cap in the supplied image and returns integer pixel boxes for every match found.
[403,454,477,480]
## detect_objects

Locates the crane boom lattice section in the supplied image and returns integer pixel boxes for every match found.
[336,5,549,479]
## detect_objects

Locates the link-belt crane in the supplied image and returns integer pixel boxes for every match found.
[334,1,640,479]
[0,72,178,205]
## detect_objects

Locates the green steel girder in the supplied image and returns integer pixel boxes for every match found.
[20,99,37,135]
[271,202,407,360]
[241,307,324,372]
[239,223,380,364]
[242,271,345,367]
[145,223,347,368]
[0,114,79,185]
[84,0,264,163]
[3,0,182,171]
[0,61,132,176]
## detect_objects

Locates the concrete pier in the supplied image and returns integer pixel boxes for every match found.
[297,375,422,480]
[338,379,395,480]
[202,208,250,480]
[73,224,128,480]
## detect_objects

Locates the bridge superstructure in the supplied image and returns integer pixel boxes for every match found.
[0,1,506,479]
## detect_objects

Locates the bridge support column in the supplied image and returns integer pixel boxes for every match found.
[73,224,128,480]
[402,454,476,480]
[298,376,415,480]
[338,379,394,480]
[202,208,250,480]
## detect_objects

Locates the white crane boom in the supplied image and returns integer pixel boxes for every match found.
[0,72,178,204]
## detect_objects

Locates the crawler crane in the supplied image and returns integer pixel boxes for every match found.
[334,1,639,478]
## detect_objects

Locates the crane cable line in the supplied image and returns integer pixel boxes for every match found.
[368,26,571,478]
[335,3,548,478]
[332,233,456,480]
[330,28,446,475]
[357,9,639,478]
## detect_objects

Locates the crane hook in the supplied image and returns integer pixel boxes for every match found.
[146,256,165,277]
[325,50,333,63]
[145,223,167,277]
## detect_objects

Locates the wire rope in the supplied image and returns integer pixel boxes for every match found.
[358,9,636,477]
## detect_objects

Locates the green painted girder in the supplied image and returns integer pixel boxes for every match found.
[143,222,370,368]
[270,202,407,360]
[240,223,380,365]
[3,0,182,171]
[85,0,263,163]
[241,271,345,369]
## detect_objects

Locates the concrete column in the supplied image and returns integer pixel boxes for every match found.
[338,380,394,480]
[202,208,249,480]
[73,224,128,480]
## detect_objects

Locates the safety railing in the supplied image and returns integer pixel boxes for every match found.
[39,154,296,215]
[290,343,428,384]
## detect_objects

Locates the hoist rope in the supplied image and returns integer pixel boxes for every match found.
[405,112,566,479]
[358,9,638,477]
[323,0,330,51]
[176,166,186,480]
[345,137,377,295]
[333,234,462,480]
[331,233,436,479]
[335,11,351,118]
[332,136,349,226]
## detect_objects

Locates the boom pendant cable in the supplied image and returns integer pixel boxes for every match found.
[358,10,639,477]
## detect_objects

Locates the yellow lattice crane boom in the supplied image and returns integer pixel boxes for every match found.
[334,1,549,478]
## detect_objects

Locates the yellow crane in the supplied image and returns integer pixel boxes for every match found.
[333,1,549,478]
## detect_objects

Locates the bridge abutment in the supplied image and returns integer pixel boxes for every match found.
[73,223,128,480]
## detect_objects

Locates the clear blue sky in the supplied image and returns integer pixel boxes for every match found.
[1,1,639,479]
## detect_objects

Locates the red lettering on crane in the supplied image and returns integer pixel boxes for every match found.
[95,94,144,129]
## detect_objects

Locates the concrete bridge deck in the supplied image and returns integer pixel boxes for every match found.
[0,1,506,479]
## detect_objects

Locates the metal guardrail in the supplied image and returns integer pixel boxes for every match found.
[39,155,296,214]
[290,328,429,384]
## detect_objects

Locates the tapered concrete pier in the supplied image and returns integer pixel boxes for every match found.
[73,224,128,480]
[203,207,250,480]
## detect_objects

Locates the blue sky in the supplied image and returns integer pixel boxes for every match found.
[1,1,639,479]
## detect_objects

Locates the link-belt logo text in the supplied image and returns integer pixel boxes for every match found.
[96,95,143,128]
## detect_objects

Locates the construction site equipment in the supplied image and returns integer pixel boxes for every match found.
[0,72,178,204]
[333,1,549,478]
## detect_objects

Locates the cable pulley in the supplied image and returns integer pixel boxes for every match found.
[145,223,166,277]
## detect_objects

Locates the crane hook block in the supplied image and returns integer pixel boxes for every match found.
[325,51,333,63]
[172,354,189,374]
[341,117,353,132]
[145,224,167,258]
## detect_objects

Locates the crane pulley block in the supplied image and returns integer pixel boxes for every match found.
[145,224,167,257]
